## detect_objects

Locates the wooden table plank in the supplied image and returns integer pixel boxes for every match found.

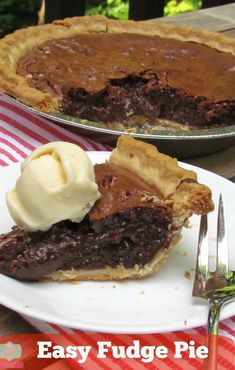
[200,2,235,22]
[156,3,235,32]
[222,29,235,38]
[185,145,235,181]
[0,305,35,335]
[157,9,235,32]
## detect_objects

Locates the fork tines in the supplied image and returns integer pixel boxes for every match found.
[192,194,233,298]
[216,194,229,278]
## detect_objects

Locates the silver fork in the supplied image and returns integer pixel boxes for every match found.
[192,194,235,369]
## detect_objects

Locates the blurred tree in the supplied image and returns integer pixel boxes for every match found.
[86,0,129,19]
[0,0,41,37]
[87,0,106,7]
[165,0,201,16]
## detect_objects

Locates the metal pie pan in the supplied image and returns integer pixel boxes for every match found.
[9,96,235,158]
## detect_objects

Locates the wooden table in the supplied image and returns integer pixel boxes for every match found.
[1,3,235,337]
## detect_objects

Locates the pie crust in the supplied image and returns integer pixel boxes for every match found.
[0,136,214,281]
[0,15,234,115]
[45,136,214,281]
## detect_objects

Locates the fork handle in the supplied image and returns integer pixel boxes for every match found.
[204,301,222,370]
[208,300,222,335]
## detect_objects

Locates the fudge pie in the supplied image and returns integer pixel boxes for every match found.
[0,16,235,132]
[0,136,214,281]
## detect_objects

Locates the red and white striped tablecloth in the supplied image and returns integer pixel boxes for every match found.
[0,94,234,369]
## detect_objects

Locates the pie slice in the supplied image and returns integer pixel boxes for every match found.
[0,16,235,131]
[0,136,214,281]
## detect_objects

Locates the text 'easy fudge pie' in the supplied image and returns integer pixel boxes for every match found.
[0,136,214,281]
[0,16,235,132]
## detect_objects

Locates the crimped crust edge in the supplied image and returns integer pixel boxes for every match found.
[0,15,234,112]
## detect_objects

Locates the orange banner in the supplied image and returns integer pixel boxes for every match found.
[0,333,234,369]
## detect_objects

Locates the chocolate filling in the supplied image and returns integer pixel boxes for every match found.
[0,163,173,281]
[62,72,235,128]
[16,33,235,130]
[0,206,172,281]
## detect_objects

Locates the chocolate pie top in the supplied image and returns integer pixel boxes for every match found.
[16,33,235,102]
[0,16,235,129]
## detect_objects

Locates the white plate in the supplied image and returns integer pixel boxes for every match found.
[0,152,234,333]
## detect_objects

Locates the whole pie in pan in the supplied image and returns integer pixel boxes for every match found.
[0,16,235,132]
[0,136,214,281]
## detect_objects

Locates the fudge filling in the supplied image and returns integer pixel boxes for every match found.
[16,33,235,130]
[0,163,173,281]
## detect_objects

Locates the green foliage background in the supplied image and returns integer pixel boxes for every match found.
[86,0,202,19]
[86,0,129,19]
[165,0,202,16]
[0,0,202,37]
[0,0,41,37]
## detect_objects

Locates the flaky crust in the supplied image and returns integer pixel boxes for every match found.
[0,16,108,111]
[110,136,197,197]
[0,15,235,111]
[111,136,214,220]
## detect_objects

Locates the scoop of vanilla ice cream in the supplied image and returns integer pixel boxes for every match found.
[6,142,100,231]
